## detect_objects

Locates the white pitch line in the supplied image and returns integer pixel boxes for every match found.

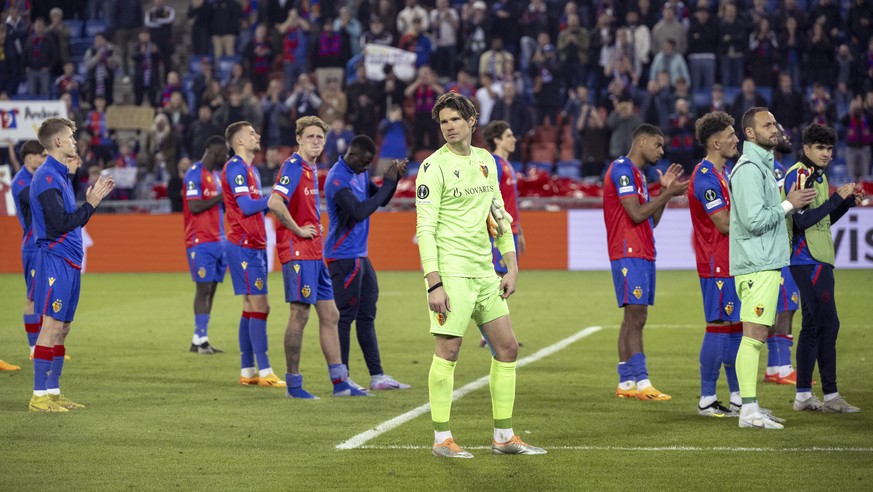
[357,445,873,453]
[336,326,603,450]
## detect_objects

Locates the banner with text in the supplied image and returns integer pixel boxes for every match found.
[363,44,417,82]
[0,101,69,142]
[568,208,873,270]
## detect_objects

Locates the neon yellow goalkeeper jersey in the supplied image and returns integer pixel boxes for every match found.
[415,145,515,278]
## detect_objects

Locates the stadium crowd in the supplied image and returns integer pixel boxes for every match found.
[2,0,873,203]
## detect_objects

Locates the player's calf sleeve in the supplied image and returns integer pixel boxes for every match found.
[723,331,742,393]
[248,312,270,369]
[46,345,65,391]
[699,331,721,396]
[736,336,763,403]
[766,336,778,369]
[32,345,53,393]
[24,314,41,347]
[238,312,254,369]
[429,355,456,430]
[628,352,648,382]
[194,314,210,339]
[490,358,516,428]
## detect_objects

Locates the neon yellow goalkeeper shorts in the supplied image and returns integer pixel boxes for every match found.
[734,270,780,327]
[428,276,510,337]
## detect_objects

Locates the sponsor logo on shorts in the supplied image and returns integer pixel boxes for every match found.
[255,278,264,290]
[725,302,735,316]
[755,304,765,317]
[198,267,206,279]
[633,286,643,299]
[301,285,311,298]
[190,252,196,259]
[716,280,724,290]
[49,277,55,286]
[621,267,628,277]
[293,263,300,273]
[241,261,248,271]
[52,299,62,313]
[30,269,35,278]
[437,312,447,325]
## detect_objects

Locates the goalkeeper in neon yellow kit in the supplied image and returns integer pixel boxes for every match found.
[415,92,546,458]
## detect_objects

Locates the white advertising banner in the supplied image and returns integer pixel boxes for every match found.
[0,101,69,141]
[363,44,417,82]
[568,208,873,270]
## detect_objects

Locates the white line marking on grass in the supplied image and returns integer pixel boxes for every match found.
[357,445,873,453]
[336,326,603,450]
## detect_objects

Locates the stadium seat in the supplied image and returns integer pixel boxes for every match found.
[64,19,84,38]
[722,86,741,104]
[556,160,582,179]
[511,161,524,174]
[188,58,204,76]
[758,87,772,105]
[692,90,711,110]
[71,39,91,58]
[527,161,554,174]
[216,56,238,83]
[85,20,107,38]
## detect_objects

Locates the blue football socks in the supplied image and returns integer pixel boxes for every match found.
[249,312,270,370]
[238,312,254,369]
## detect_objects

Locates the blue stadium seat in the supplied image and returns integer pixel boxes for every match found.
[216,56,238,83]
[85,19,107,38]
[188,57,205,75]
[723,86,741,105]
[692,90,711,110]
[64,19,84,38]
[528,161,554,174]
[758,87,772,105]
[510,161,524,174]
[556,160,581,179]
[71,39,91,58]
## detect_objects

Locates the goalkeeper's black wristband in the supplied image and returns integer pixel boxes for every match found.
[427,282,443,293]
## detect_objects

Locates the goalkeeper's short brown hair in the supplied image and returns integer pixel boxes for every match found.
[431,92,479,131]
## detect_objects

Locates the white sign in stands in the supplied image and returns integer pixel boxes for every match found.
[569,208,873,270]
[0,101,69,142]
[363,44,417,82]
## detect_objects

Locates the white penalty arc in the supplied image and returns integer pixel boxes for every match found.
[336,326,604,450]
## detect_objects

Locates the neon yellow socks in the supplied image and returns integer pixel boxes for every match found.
[736,336,763,404]
[429,355,456,433]
[490,358,516,440]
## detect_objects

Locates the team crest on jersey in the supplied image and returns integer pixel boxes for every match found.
[30,269,35,278]
[480,163,488,178]
[255,278,264,290]
[417,184,430,199]
[755,304,765,317]
[619,175,630,186]
[633,286,643,299]
[52,299,62,313]
[621,268,628,277]
[234,175,245,186]
[49,277,56,286]
[724,302,735,316]
[791,292,799,304]
[197,267,206,279]
[301,285,311,298]
[437,312,447,325]
[241,261,248,271]
[279,175,291,185]
[716,280,724,291]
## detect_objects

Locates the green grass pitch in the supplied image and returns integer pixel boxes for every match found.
[1,270,872,490]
